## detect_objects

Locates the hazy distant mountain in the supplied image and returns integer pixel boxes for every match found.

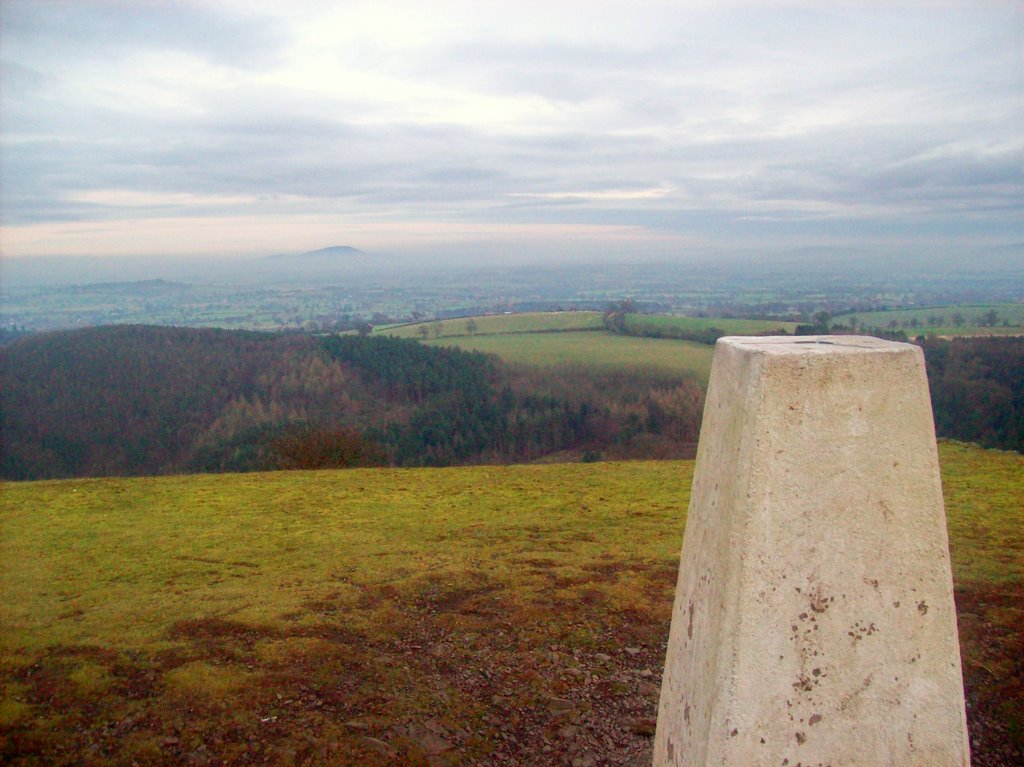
[266,245,366,261]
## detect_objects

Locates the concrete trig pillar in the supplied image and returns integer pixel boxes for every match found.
[654,336,969,766]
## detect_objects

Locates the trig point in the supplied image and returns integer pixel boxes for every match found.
[654,336,970,766]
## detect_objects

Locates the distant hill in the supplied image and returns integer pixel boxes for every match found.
[266,245,366,261]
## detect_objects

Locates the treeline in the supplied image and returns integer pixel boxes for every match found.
[604,303,788,345]
[606,303,915,344]
[0,325,33,346]
[919,336,1023,452]
[620,318,728,345]
[0,326,704,480]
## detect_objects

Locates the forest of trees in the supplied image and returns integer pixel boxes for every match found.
[0,326,704,480]
[0,326,1018,481]
[919,335,1024,452]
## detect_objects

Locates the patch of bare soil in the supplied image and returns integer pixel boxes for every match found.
[956,581,1024,767]
[2,578,1020,766]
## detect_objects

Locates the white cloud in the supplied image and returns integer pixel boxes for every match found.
[0,0,1021,259]
[67,189,305,208]
[510,185,676,202]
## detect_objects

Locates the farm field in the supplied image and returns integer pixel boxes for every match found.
[623,314,799,336]
[1,442,1021,766]
[428,331,715,384]
[377,311,605,338]
[386,310,717,383]
[841,303,1024,337]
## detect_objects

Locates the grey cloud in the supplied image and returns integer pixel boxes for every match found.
[865,151,1023,195]
[416,40,668,104]
[750,136,1024,215]
[0,61,55,100]
[1,2,1021,257]
[1,0,286,70]
[409,36,744,131]
[2,104,520,223]
[6,91,1019,235]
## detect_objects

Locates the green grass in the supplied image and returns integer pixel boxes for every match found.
[376,311,605,339]
[840,303,1024,337]
[1,461,688,765]
[428,331,715,384]
[379,311,801,386]
[1,442,1020,764]
[380,310,717,384]
[624,314,799,336]
[1,463,687,654]
[942,441,1024,583]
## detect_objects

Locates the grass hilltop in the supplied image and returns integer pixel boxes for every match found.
[1,441,1021,766]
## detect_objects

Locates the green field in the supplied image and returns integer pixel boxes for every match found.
[379,311,797,342]
[623,314,799,336]
[840,303,1024,337]
[376,311,808,388]
[380,311,716,384]
[377,311,605,339]
[1,442,1021,765]
[428,331,715,384]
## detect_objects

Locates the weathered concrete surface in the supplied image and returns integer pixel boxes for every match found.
[654,336,970,766]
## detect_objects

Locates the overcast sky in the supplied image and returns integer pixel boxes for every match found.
[1,0,1021,264]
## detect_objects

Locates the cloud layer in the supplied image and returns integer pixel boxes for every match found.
[2,0,1022,260]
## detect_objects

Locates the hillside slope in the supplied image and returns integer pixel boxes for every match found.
[0,326,705,479]
[1,442,1020,766]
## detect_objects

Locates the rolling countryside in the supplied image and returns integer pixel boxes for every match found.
[1,314,1021,765]
[4,4,1022,766]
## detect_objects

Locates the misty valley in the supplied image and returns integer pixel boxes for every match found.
[3,254,1022,336]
